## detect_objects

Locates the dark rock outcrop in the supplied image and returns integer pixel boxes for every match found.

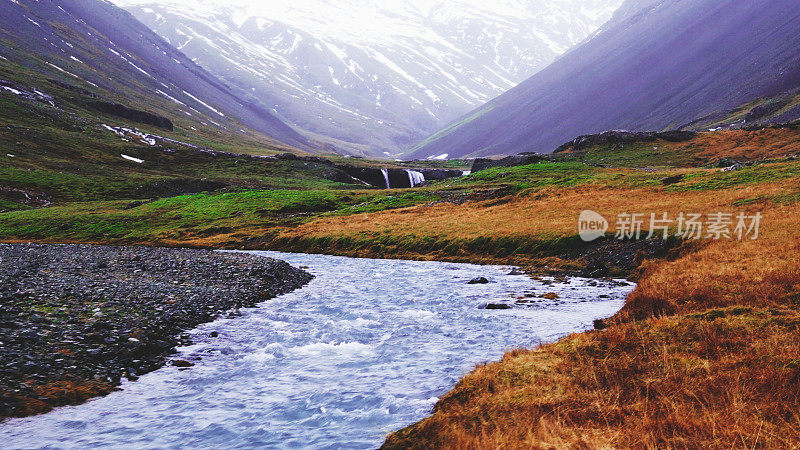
[87,101,174,131]
[484,303,512,310]
[420,169,465,181]
[340,166,390,188]
[471,153,545,173]
[554,130,697,154]
[340,165,462,189]
[135,178,229,198]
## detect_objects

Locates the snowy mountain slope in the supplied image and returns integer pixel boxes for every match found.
[111,0,622,156]
[408,0,800,159]
[0,0,311,151]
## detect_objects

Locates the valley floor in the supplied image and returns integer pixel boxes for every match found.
[2,129,800,446]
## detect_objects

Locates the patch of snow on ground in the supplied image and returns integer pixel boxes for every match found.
[102,125,158,145]
[0,86,23,95]
[427,153,449,160]
[182,90,225,117]
[45,62,79,78]
[156,89,186,105]
[121,154,144,163]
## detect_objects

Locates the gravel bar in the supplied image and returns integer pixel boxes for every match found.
[0,243,312,419]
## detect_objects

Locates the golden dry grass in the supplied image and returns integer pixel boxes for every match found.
[617,203,800,321]
[384,308,800,449]
[285,173,796,245]
[686,128,800,161]
[560,127,800,163]
[375,165,800,447]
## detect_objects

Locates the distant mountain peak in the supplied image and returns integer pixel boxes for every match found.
[111,0,622,156]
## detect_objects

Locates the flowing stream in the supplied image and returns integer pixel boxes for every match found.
[0,251,633,449]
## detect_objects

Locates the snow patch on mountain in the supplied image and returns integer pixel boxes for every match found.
[112,0,622,155]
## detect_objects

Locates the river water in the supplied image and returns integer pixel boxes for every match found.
[0,251,633,449]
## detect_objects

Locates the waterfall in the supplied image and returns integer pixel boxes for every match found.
[380,169,390,189]
[406,170,425,188]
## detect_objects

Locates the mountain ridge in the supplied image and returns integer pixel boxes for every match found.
[112,0,622,156]
[0,0,313,151]
[407,0,800,159]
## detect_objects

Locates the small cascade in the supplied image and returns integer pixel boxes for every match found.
[380,169,391,189]
[406,170,425,188]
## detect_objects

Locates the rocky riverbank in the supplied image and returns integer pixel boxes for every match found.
[0,243,312,419]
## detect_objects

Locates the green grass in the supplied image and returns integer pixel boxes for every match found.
[448,161,679,193]
[565,141,698,167]
[453,162,599,190]
[670,160,800,192]
[330,191,438,215]
[448,158,800,196]
[0,52,377,208]
[0,198,30,212]
[0,188,437,242]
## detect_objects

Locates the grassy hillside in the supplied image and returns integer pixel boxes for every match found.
[556,125,800,167]
[0,55,386,211]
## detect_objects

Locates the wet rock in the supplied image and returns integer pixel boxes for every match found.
[541,293,560,300]
[484,303,513,310]
[468,277,490,284]
[171,360,194,368]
